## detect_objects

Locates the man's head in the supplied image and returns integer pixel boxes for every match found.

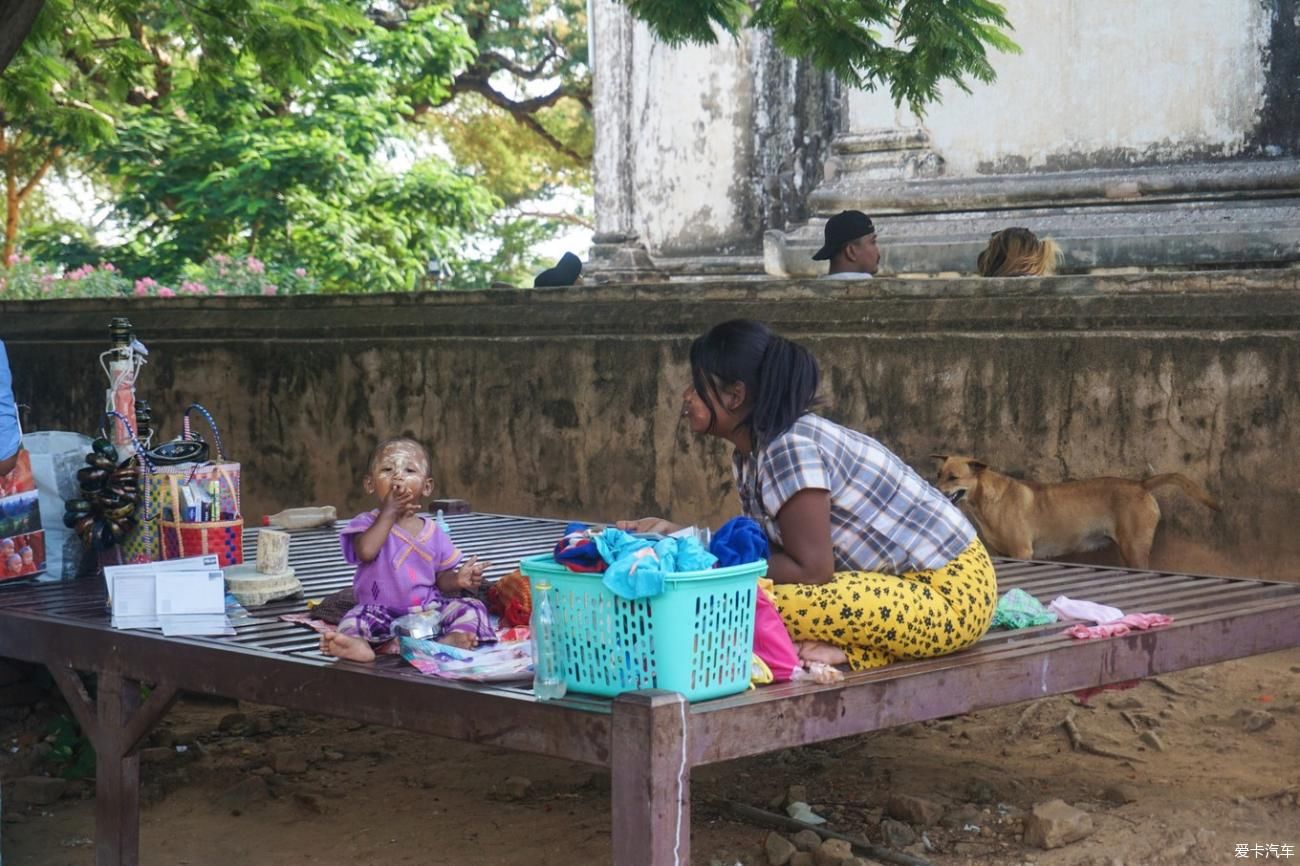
[534,252,583,288]
[812,210,880,275]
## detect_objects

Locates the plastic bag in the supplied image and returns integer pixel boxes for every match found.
[22,431,93,581]
[399,637,534,682]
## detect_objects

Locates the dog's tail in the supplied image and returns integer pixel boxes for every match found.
[1141,474,1220,511]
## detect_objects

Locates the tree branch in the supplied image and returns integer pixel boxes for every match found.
[17,146,61,202]
[449,77,587,162]
[512,209,594,230]
[474,48,559,81]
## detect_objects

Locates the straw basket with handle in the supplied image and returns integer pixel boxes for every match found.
[154,404,243,567]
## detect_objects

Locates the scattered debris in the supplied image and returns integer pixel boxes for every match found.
[723,799,938,866]
[1062,709,1141,762]
[786,801,827,825]
[1241,710,1275,733]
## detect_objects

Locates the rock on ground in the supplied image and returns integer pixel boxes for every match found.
[814,838,852,866]
[885,793,944,827]
[765,831,797,866]
[12,776,67,806]
[792,829,823,851]
[1023,799,1095,849]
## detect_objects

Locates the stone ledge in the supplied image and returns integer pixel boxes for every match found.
[3,270,1300,343]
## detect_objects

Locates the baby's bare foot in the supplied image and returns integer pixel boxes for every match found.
[438,631,477,650]
[795,640,848,667]
[320,630,377,662]
[804,661,845,684]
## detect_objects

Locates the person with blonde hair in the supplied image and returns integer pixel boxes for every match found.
[977,227,1062,277]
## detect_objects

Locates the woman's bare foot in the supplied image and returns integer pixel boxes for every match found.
[438,631,477,650]
[796,640,848,667]
[320,630,376,662]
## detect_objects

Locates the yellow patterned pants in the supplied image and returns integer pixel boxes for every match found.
[772,538,997,671]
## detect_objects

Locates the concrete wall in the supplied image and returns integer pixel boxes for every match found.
[3,269,1299,580]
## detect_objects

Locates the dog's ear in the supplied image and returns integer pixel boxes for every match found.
[929,453,948,464]
[969,460,988,473]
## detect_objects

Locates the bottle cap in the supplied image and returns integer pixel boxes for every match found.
[534,579,551,590]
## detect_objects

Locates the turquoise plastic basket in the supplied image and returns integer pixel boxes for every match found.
[520,554,764,702]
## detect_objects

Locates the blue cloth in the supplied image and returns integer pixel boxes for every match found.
[710,516,769,567]
[595,527,718,600]
[553,522,606,571]
[0,341,20,463]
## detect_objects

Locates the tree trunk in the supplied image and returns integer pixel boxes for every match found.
[0,0,44,76]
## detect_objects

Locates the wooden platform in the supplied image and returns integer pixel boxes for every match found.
[1,511,1298,866]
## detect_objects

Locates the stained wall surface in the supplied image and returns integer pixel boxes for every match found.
[4,270,1298,579]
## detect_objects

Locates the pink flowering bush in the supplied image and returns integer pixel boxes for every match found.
[0,253,320,300]
[178,255,318,297]
[0,258,131,299]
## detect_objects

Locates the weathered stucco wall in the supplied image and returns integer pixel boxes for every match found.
[3,270,1298,580]
[848,0,1276,174]
[591,0,837,255]
[594,0,1299,254]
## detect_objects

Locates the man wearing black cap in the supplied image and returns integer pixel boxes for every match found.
[534,251,583,288]
[811,210,880,278]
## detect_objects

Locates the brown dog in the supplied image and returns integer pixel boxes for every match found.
[931,454,1219,568]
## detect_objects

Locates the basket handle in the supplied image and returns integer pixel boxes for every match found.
[182,403,227,462]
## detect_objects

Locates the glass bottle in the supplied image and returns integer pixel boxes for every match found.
[105,317,137,454]
[531,580,567,700]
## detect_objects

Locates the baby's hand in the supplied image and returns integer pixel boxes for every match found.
[454,554,488,592]
[379,485,415,519]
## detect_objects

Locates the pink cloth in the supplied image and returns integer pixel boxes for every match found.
[753,590,801,682]
[1049,595,1124,624]
[1063,612,1173,640]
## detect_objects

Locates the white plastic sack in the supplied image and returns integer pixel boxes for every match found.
[23,431,93,581]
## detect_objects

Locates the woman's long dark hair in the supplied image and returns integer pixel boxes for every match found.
[688,319,819,448]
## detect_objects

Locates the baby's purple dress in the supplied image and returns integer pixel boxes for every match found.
[336,510,495,645]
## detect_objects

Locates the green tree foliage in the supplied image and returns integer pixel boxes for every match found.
[2,0,590,291]
[93,6,497,291]
[0,0,1014,293]
[619,0,1019,113]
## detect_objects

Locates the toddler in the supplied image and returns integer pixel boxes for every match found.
[320,437,493,662]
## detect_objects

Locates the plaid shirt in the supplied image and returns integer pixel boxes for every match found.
[732,414,974,574]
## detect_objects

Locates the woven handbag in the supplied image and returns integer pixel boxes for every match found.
[154,404,243,567]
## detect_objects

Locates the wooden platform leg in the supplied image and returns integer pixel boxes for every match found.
[96,673,141,866]
[611,690,690,866]
[47,668,178,866]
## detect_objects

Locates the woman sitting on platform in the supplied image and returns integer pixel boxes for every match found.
[619,320,996,670]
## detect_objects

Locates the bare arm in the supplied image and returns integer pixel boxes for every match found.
[614,516,683,535]
[0,452,15,477]
[765,488,836,585]
[352,488,411,563]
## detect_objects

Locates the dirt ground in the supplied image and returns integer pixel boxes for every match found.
[1,643,1296,866]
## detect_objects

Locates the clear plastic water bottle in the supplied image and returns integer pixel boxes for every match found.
[531,580,567,700]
